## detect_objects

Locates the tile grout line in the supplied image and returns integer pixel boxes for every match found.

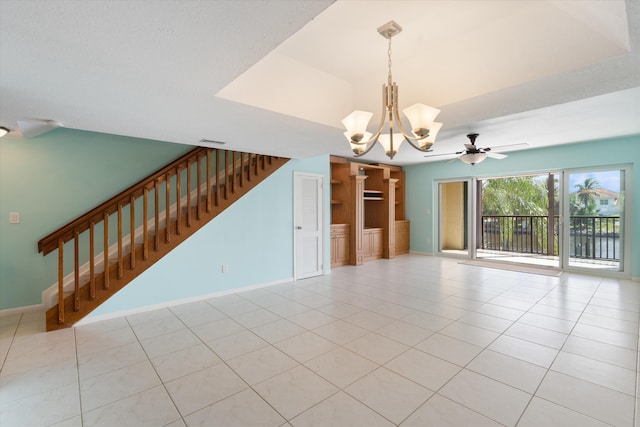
[512,275,620,426]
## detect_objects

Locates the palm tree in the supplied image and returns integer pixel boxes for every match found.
[574,177,600,214]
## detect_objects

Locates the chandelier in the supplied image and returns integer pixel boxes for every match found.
[341,21,443,160]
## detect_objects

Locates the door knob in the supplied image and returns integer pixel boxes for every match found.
[296,226,302,230]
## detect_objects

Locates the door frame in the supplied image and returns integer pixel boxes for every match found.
[561,164,632,278]
[435,177,474,259]
[293,172,325,280]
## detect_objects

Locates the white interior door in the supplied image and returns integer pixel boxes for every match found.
[294,172,324,279]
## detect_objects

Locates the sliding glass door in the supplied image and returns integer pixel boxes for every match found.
[436,166,630,276]
[477,173,560,269]
[563,168,627,273]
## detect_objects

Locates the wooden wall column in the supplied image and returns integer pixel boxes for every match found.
[383,178,398,258]
[350,175,366,265]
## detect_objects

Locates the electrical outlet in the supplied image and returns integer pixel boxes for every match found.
[9,212,19,224]
[222,264,229,273]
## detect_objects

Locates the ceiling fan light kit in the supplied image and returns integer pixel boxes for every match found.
[341,20,443,160]
[0,126,10,138]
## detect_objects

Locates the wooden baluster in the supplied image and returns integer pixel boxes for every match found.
[117,203,123,280]
[165,173,171,243]
[206,150,212,213]
[254,154,259,176]
[57,238,64,324]
[154,180,160,250]
[261,154,265,171]
[103,211,110,290]
[224,151,229,200]
[238,152,244,189]
[89,220,95,300]
[215,150,220,206]
[74,230,80,311]
[176,168,182,235]
[196,155,202,220]
[143,188,149,260]
[130,195,135,270]
[231,151,236,194]
[245,153,250,182]
[186,159,192,227]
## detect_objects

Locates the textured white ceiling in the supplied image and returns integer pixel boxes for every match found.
[1,0,639,165]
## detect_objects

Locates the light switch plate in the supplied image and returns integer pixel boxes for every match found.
[9,212,20,224]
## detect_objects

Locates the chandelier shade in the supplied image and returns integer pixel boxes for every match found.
[341,21,443,160]
[378,133,403,159]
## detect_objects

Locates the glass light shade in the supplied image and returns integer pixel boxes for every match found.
[378,133,403,158]
[341,110,373,142]
[346,131,373,155]
[0,127,9,138]
[459,152,488,165]
[417,121,443,145]
[402,103,441,135]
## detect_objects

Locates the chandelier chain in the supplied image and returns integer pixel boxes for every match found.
[387,35,393,86]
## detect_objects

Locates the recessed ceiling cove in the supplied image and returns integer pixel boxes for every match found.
[216,0,630,129]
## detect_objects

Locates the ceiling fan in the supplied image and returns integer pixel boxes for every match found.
[427,133,526,165]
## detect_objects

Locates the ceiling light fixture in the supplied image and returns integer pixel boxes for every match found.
[0,126,10,138]
[341,21,443,160]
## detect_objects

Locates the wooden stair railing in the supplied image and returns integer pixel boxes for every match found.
[38,147,289,331]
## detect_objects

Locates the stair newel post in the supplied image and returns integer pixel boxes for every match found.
[57,238,64,324]
[143,187,149,261]
[196,154,202,221]
[206,149,212,213]
[103,211,110,290]
[186,159,192,228]
[89,220,95,300]
[176,166,182,236]
[165,172,171,243]
[130,195,136,270]
[117,202,123,280]
[73,230,80,311]
[154,180,160,251]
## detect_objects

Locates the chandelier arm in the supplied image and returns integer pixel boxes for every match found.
[352,140,379,157]
[402,135,432,152]
[349,83,390,146]
[391,85,430,144]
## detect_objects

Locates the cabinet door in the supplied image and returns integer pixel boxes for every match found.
[336,232,350,264]
[371,230,383,257]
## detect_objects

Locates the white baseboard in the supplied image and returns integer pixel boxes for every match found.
[73,277,294,327]
[0,303,45,318]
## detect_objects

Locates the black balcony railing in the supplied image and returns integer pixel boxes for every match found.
[481,215,620,261]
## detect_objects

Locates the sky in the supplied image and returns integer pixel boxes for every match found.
[569,170,621,193]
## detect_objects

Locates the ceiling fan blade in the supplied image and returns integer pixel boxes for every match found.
[489,142,529,152]
[424,152,458,158]
[487,152,507,159]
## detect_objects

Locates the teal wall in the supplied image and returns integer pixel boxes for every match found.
[0,127,331,312]
[0,129,191,309]
[404,135,640,279]
[91,155,331,316]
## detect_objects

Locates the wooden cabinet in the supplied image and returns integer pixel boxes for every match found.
[330,156,409,267]
[362,228,383,261]
[330,224,350,267]
[395,220,410,255]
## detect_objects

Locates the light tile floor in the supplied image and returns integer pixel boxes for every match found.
[1,255,639,426]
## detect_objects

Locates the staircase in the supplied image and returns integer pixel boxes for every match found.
[38,147,289,331]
